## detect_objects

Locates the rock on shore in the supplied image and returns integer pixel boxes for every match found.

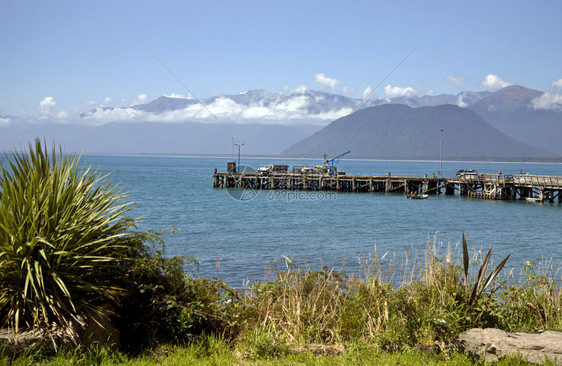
[457,328,562,364]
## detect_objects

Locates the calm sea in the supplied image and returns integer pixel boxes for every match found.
[74,155,562,287]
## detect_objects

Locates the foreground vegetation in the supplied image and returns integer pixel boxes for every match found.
[5,338,554,365]
[1,140,561,364]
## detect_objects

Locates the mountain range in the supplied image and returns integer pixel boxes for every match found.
[282,103,556,160]
[468,85,562,155]
[1,85,560,159]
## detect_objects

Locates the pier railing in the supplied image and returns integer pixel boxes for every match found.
[513,174,562,188]
[456,174,562,188]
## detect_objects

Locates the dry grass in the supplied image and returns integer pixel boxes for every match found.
[242,233,561,349]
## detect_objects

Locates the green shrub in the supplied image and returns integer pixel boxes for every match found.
[0,139,144,336]
[112,246,245,352]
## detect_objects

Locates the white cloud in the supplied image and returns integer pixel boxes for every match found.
[456,95,468,108]
[176,97,241,119]
[112,94,149,107]
[85,97,112,111]
[531,92,562,111]
[315,73,340,89]
[0,117,11,126]
[275,95,310,112]
[38,96,69,120]
[342,86,355,96]
[384,84,431,99]
[39,96,56,115]
[482,74,512,90]
[56,110,69,119]
[362,85,373,99]
[315,107,353,121]
[552,78,562,89]
[165,93,190,99]
[293,84,307,94]
[446,75,465,88]
[86,95,143,112]
[384,85,414,98]
[82,107,145,123]
[242,105,272,119]
[135,94,148,105]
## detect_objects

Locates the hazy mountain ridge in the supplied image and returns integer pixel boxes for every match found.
[372,91,490,108]
[468,85,562,155]
[133,96,199,113]
[470,85,542,111]
[282,104,557,160]
[0,121,321,156]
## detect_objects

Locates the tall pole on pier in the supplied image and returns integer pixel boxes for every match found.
[440,128,444,178]
[235,142,245,172]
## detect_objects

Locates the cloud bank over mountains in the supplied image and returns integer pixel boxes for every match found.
[2,84,561,158]
[4,74,562,128]
[531,92,562,111]
[80,90,356,126]
[383,84,433,99]
[531,78,562,110]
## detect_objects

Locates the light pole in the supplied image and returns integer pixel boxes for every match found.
[235,142,245,172]
[440,128,444,178]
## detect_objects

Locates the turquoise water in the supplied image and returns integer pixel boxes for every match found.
[77,155,562,287]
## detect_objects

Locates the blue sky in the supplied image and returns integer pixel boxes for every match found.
[1,0,561,120]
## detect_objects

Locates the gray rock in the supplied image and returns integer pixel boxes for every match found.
[456,328,562,364]
[0,328,47,356]
[0,307,119,356]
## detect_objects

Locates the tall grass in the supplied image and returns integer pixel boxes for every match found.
[242,233,560,351]
[499,258,562,332]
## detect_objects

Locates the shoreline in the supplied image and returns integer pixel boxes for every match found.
[70,152,562,165]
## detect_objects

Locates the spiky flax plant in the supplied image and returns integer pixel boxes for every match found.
[0,139,141,336]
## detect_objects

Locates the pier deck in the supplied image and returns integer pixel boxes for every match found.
[213,170,562,203]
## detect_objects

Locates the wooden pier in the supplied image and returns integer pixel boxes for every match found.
[213,169,562,203]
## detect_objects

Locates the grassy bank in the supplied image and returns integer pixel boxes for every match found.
[3,236,560,365]
[3,336,551,365]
